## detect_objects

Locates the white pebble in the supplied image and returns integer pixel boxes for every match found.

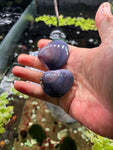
[45,128,50,132]
[57,129,68,140]
[31,114,36,119]
[32,101,38,105]
[32,109,35,114]
[41,118,46,122]
[28,39,33,43]
[28,122,33,126]
[36,106,40,110]
[45,109,50,113]
[73,129,77,134]
[20,143,24,146]
[43,143,49,147]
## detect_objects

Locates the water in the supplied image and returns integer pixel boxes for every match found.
[0,7,22,43]
[0,74,15,94]
[0,7,22,26]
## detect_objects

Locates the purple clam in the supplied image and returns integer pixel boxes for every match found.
[38,40,69,70]
[41,69,74,97]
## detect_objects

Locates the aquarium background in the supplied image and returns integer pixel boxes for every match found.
[0,0,113,150]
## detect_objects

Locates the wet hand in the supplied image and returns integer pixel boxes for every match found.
[12,2,113,138]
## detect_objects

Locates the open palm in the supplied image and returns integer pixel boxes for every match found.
[12,2,113,138]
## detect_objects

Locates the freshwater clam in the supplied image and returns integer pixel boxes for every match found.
[38,40,69,70]
[41,69,74,97]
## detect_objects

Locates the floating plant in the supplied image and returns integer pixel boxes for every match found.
[38,40,69,70]
[41,69,74,97]
[0,92,14,134]
[77,126,113,150]
[35,15,97,31]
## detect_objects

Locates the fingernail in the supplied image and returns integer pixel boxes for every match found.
[100,3,111,16]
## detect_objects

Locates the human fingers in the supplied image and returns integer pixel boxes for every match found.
[17,43,75,71]
[95,2,113,43]
[17,54,48,71]
[14,81,58,105]
[12,66,43,84]
[38,39,82,53]
[38,39,52,49]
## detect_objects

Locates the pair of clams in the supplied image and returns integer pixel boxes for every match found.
[38,40,74,97]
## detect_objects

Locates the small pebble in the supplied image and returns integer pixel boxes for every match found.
[28,122,33,126]
[20,130,27,138]
[43,143,49,147]
[50,139,59,145]
[19,95,23,98]
[20,143,24,146]
[31,114,36,119]
[76,31,80,34]
[45,128,50,132]
[45,109,50,113]
[89,38,94,43]
[41,118,46,122]
[36,106,40,110]
[32,101,38,105]
[78,127,83,132]
[73,129,77,134]
[4,139,10,145]
[28,39,33,43]
[31,139,37,145]
[32,109,35,114]
[57,129,68,140]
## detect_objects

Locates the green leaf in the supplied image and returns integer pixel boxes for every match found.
[0,92,8,100]
[0,99,9,105]
[0,127,5,134]
[0,122,3,127]
[35,15,97,30]
[6,106,14,113]
[11,87,29,98]
[3,112,12,119]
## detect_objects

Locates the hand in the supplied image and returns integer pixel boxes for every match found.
[12,2,113,138]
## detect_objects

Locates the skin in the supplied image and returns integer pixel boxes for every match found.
[12,2,113,138]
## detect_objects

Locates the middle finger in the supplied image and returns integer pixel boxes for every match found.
[18,54,48,71]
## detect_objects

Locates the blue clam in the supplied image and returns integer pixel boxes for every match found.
[41,69,74,97]
[38,40,69,70]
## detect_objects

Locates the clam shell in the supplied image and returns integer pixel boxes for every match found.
[41,69,74,97]
[38,40,69,70]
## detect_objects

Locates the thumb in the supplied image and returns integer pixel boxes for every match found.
[95,2,113,43]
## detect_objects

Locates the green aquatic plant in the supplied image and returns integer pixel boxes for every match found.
[86,130,113,150]
[35,15,97,31]
[28,124,46,146]
[0,86,29,134]
[0,92,14,134]
[77,126,113,150]
[60,136,77,150]
[111,4,113,14]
